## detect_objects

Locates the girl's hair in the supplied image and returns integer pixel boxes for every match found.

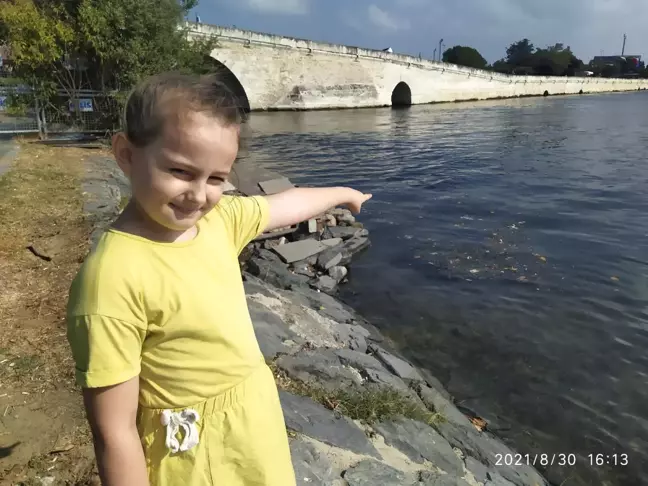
[122,72,245,148]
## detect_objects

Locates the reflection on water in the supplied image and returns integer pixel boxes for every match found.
[243,92,648,486]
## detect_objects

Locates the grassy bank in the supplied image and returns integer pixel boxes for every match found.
[0,142,98,485]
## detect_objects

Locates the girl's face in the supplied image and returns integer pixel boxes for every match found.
[115,111,239,236]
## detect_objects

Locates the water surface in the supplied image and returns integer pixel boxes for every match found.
[242,92,648,486]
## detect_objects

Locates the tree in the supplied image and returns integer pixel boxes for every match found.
[0,0,217,130]
[78,0,209,90]
[442,45,487,70]
[532,44,583,76]
[505,38,535,67]
[0,0,78,98]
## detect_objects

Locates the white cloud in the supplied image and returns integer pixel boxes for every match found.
[367,5,410,31]
[242,0,308,15]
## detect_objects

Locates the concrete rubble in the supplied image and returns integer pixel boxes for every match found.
[83,156,550,486]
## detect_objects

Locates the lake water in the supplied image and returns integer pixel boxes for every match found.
[242,92,648,486]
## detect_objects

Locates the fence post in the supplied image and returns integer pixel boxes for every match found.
[41,101,48,139]
[35,96,44,139]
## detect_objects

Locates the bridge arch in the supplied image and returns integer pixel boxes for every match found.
[391,81,412,107]
[205,56,251,114]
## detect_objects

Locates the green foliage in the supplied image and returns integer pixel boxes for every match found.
[0,0,215,93]
[0,0,76,97]
[499,39,585,76]
[506,38,535,66]
[442,45,487,70]
[0,0,217,131]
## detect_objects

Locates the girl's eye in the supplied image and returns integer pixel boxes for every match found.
[209,176,225,183]
[170,168,190,177]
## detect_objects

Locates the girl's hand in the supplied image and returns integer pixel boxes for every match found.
[344,190,373,214]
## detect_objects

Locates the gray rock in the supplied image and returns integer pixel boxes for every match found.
[248,300,300,359]
[343,460,415,486]
[247,256,310,290]
[274,239,328,263]
[293,262,316,277]
[485,472,516,486]
[290,437,338,486]
[308,218,318,233]
[321,237,343,247]
[339,237,370,264]
[334,348,410,394]
[373,418,463,475]
[312,275,338,293]
[317,248,343,270]
[330,208,356,226]
[478,435,547,486]
[279,391,379,457]
[258,176,294,195]
[258,248,283,263]
[433,420,492,465]
[370,345,424,381]
[465,456,489,483]
[325,213,337,227]
[326,226,361,240]
[419,472,472,486]
[417,384,473,429]
[335,326,368,353]
[275,349,362,391]
[419,369,453,400]
[328,266,348,282]
[432,421,547,486]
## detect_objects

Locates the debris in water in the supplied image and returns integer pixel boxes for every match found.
[611,276,620,282]
[469,416,487,432]
[469,269,480,274]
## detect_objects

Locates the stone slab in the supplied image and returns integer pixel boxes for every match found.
[326,226,361,240]
[312,275,338,293]
[343,460,415,486]
[279,391,380,458]
[370,345,424,382]
[259,176,295,195]
[417,384,474,429]
[229,161,283,196]
[373,418,463,475]
[247,256,311,290]
[419,472,472,486]
[321,237,343,247]
[290,437,338,486]
[276,349,362,391]
[247,299,300,359]
[273,239,328,263]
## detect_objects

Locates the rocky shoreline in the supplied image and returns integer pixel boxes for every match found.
[82,154,550,486]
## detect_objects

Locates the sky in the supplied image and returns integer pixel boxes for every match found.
[190,0,648,64]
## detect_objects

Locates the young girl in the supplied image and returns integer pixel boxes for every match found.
[66,72,372,486]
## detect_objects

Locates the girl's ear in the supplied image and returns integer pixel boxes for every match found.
[112,132,134,178]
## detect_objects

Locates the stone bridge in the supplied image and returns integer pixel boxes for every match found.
[186,22,648,112]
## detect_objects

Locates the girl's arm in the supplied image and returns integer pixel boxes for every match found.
[82,377,149,486]
[264,186,372,232]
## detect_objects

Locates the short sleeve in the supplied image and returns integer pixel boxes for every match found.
[213,195,270,254]
[67,314,146,388]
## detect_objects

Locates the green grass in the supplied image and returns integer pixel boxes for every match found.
[270,362,444,426]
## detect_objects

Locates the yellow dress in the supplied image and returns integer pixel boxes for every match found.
[66,195,296,486]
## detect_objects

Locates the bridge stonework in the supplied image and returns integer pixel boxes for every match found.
[186,22,648,111]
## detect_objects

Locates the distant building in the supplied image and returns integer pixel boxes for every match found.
[592,55,642,68]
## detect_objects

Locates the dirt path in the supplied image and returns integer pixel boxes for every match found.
[0,142,103,485]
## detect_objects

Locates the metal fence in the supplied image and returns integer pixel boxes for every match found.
[0,75,122,137]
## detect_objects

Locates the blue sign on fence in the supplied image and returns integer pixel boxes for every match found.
[69,98,94,112]
[0,96,6,112]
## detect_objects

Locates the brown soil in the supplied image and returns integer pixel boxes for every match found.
[0,142,102,485]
